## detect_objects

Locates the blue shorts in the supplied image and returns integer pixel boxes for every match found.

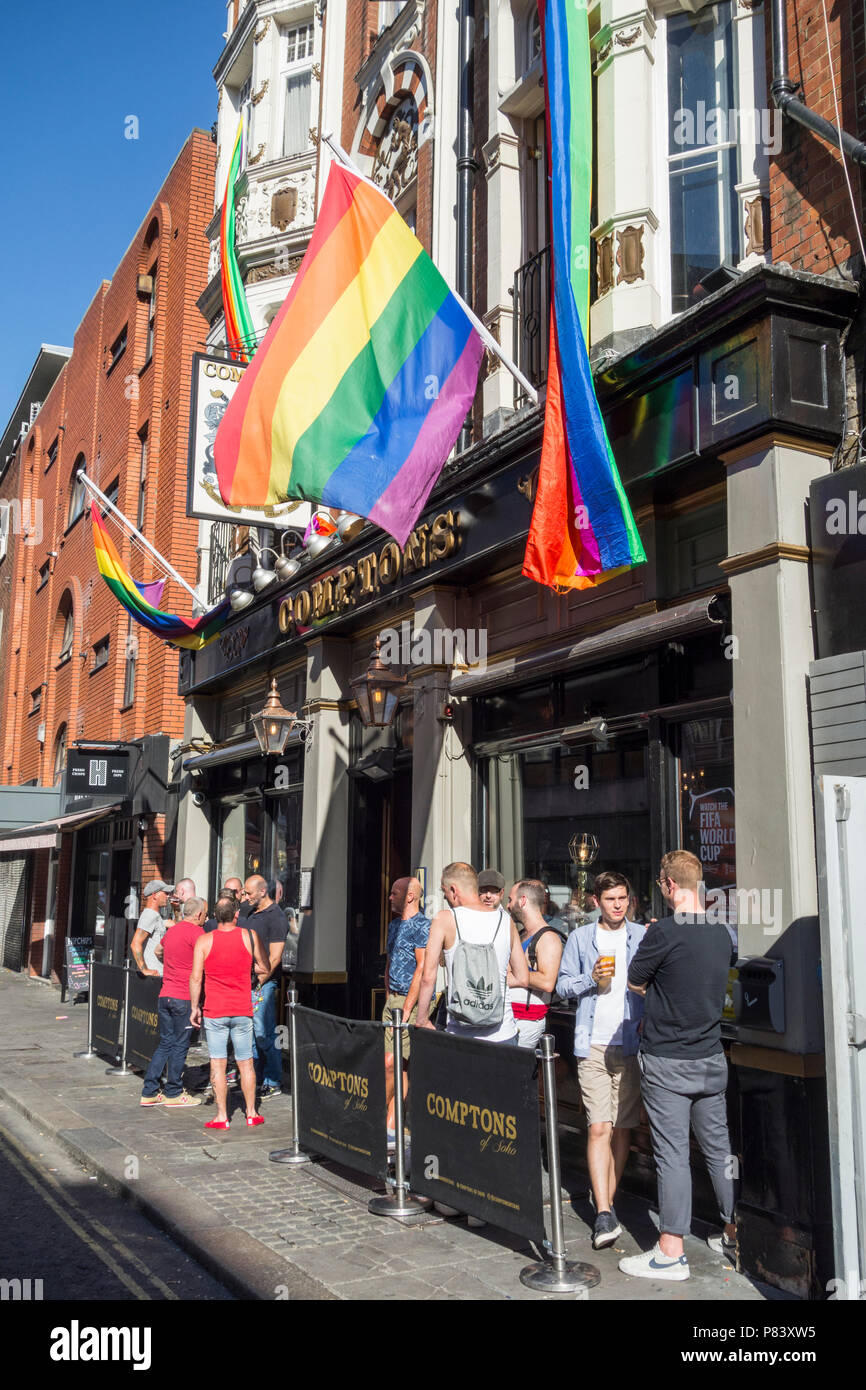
[204,1015,254,1061]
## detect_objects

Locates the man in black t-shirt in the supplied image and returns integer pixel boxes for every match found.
[618,849,738,1283]
[243,875,288,1099]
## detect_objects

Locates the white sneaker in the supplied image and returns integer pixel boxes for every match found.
[434,1202,459,1216]
[467,1215,487,1228]
[708,1230,737,1260]
[618,1242,690,1281]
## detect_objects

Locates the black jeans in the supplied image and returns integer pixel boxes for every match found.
[142,997,193,1098]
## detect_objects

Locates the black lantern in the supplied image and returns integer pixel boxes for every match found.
[350,636,407,728]
[251,679,297,755]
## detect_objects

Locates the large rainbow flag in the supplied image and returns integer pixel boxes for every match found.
[91,505,230,651]
[522,0,646,590]
[221,121,256,363]
[214,162,484,547]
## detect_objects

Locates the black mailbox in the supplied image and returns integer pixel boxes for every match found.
[732,957,785,1032]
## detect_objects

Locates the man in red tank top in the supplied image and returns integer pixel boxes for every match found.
[190,895,270,1128]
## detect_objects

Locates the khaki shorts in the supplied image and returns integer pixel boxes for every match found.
[383,993,419,1058]
[577,1045,641,1128]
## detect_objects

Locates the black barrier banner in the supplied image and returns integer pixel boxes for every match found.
[294,1006,388,1179]
[125,973,163,1072]
[91,963,123,1062]
[64,938,91,999]
[408,1029,545,1242]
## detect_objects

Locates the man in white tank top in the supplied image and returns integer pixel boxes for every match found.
[415,861,529,1046]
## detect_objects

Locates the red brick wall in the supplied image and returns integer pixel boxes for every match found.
[769,0,866,276]
[0,131,214,795]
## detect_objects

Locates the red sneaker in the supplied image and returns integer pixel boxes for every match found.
[204,1118,231,1129]
[245,1114,265,1127]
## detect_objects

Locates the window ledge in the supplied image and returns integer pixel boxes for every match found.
[139,356,153,379]
[105,346,126,376]
[55,653,72,670]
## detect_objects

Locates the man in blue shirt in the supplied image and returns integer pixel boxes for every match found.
[556,871,646,1250]
[383,876,431,1138]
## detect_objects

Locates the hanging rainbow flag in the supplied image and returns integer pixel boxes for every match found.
[91,505,230,651]
[522,0,646,591]
[221,121,256,363]
[214,161,484,547]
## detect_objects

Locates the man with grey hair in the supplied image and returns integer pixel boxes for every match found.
[140,896,208,1108]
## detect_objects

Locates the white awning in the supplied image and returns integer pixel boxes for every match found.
[0,803,121,854]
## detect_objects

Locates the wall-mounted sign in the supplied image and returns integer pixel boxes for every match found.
[277,509,462,638]
[67,749,130,800]
[186,352,312,529]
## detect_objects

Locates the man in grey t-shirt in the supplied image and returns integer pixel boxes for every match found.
[130,881,173,977]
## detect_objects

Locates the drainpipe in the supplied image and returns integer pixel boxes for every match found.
[771,0,866,165]
[457,0,478,450]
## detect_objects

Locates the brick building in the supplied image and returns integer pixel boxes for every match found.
[0,129,215,977]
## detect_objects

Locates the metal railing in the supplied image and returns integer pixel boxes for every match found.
[208,521,249,605]
[511,245,550,407]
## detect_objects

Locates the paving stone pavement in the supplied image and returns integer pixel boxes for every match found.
[0,969,791,1302]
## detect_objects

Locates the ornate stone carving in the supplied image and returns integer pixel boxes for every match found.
[247,255,304,284]
[744,194,769,256]
[597,235,614,296]
[251,78,269,106]
[208,238,221,282]
[596,38,613,62]
[253,16,270,43]
[219,626,249,663]
[247,142,266,167]
[372,99,418,200]
[615,25,641,47]
[271,186,298,231]
[311,62,321,82]
[616,225,645,284]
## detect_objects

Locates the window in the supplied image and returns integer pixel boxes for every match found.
[92,636,110,672]
[667,2,740,313]
[0,504,10,562]
[136,430,147,528]
[46,437,58,471]
[37,560,50,591]
[526,6,541,70]
[30,686,43,715]
[57,595,74,664]
[239,76,253,171]
[282,22,313,159]
[106,326,127,373]
[67,459,86,528]
[144,263,157,364]
[122,618,136,707]
[103,479,119,517]
[53,725,67,786]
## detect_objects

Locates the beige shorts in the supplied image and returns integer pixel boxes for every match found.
[577,1045,641,1128]
[383,993,419,1058]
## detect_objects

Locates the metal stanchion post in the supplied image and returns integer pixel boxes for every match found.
[270,986,312,1165]
[520,1033,601,1294]
[74,950,97,1060]
[368,1009,431,1222]
[107,960,135,1077]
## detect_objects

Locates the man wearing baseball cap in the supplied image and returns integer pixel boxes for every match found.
[130,880,174,977]
[477,868,505,910]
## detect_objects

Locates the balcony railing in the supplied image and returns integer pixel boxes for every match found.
[511,245,550,407]
[208,520,250,605]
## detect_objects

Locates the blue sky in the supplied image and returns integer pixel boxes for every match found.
[0,1,220,429]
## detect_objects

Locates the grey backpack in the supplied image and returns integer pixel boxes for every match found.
[448,908,506,1026]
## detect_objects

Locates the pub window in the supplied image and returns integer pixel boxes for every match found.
[666,2,740,314]
[29,686,43,714]
[67,457,87,528]
[92,636,110,672]
[46,436,58,471]
[37,559,50,591]
[676,714,735,896]
[106,325,127,373]
[53,724,67,786]
[123,619,137,707]
[56,593,74,664]
[282,22,313,159]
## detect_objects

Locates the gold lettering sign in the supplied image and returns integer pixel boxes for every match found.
[277,510,461,639]
[96,995,119,1012]
[307,1061,369,1099]
[424,1090,517,1140]
[203,362,243,383]
[131,1006,159,1028]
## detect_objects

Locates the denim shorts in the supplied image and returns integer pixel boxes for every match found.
[204,1015,254,1061]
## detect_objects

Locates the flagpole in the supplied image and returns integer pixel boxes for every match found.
[78,471,202,607]
[321,133,540,407]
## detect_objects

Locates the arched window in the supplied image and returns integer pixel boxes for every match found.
[56,592,75,664]
[67,456,86,528]
[527,7,541,70]
[52,725,67,786]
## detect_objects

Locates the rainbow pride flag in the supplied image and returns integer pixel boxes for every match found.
[522,0,646,591]
[91,505,230,651]
[215,162,484,547]
[221,122,256,363]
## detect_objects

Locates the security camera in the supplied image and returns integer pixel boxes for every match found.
[192,791,206,808]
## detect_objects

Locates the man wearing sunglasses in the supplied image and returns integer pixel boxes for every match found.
[619,849,738,1282]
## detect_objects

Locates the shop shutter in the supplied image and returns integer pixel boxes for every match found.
[0,854,30,971]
